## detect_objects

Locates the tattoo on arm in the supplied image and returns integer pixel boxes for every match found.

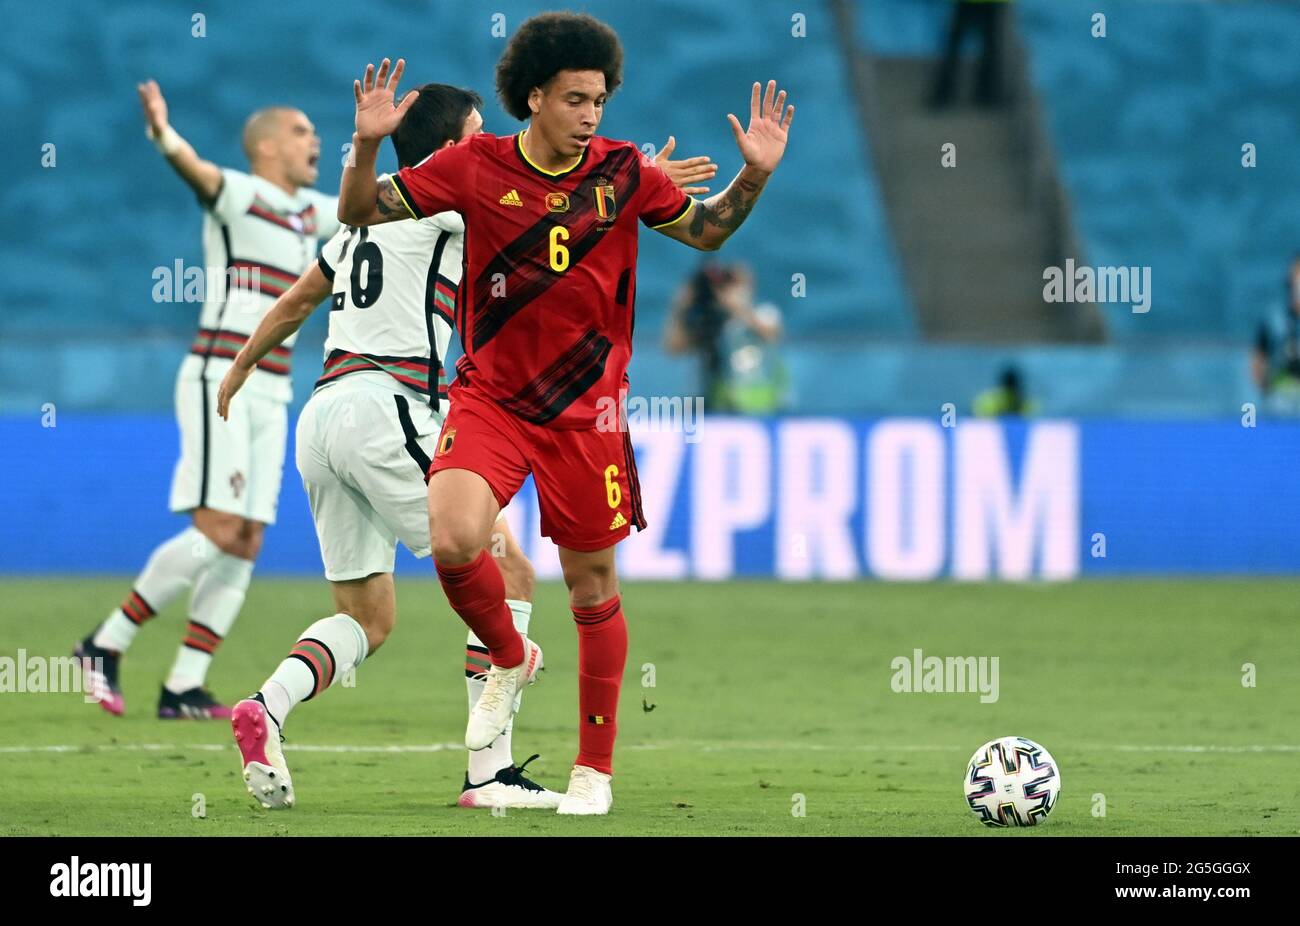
[377,178,406,218]
[688,176,764,242]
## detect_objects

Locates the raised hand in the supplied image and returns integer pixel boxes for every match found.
[353,58,419,142]
[726,80,794,174]
[137,79,170,137]
[655,136,718,196]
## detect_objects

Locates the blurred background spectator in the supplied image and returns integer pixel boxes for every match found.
[1251,255,1300,416]
[931,0,1012,108]
[973,363,1035,417]
[663,261,787,414]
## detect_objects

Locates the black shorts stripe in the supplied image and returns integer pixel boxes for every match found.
[195,223,235,511]
[198,379,211,508]
[316,253,335,282]
[393,395,432,475]
[623,428,646,531]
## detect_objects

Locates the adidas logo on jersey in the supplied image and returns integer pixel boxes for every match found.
[609,512,628,531]
[499,189,523,207]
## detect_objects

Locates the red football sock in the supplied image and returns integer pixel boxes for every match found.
[436,550,523,668]
[572,596,628,776]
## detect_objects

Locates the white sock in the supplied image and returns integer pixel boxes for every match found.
[467,599,532,783]
[258,614,369,727]
[164,553,254,694]
[94,527,220,652]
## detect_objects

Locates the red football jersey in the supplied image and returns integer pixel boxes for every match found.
[391,130,692,429]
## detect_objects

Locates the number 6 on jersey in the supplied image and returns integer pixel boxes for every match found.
[549,225,569,272]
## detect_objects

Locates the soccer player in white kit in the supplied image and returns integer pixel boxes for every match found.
[75,81,339,720]
[220,85,549,810]
[216,82,716,810]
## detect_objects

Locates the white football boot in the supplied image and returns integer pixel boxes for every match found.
[556,764,613,815]
[465,636,543,751]
[231,696,294,809]
[458,754,564,809]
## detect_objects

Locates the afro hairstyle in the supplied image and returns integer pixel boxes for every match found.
[495,11,623,121]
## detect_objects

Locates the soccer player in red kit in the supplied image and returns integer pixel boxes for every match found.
[339,12,794,814]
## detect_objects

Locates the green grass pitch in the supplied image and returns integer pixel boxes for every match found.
[0,577,1297,835]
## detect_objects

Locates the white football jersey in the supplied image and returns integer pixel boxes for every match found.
[315,191,464,410]
[179,168,340,402]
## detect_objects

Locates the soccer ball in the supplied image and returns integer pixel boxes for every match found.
[964,736,1061,827]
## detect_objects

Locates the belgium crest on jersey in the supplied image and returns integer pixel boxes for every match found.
[592,175,617,221]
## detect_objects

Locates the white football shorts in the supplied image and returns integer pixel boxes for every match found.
[296,371,445,581]
[169,370,288,525]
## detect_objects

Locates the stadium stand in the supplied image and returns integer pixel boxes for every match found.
[5,0,1296,416]
[1,0,912,413]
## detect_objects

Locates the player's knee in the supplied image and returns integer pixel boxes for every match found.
[565,563,618,610]
[429,515,484,566]
[195,511,258,558]
[214,522,262,560]
[232,521,264,560]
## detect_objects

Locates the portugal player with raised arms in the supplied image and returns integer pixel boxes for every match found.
[76,83,338,720]
[338,13,794,814]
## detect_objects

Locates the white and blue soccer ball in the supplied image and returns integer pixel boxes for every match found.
[964,736,1061,827]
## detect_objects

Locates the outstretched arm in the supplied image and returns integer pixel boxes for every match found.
[138,80,223,203]
[339,58,421,226]
[656,81,794,251]
[216,264,332,419]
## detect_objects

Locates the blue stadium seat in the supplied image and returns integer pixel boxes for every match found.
[1018,0,1300,340]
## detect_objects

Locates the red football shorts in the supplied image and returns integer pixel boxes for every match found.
[427,383,645,552]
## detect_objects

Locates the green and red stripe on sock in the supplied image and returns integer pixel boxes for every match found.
[120,590,156,626]
[182,620,222,654]
[288,638,336,700]
[465,644,492,678]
